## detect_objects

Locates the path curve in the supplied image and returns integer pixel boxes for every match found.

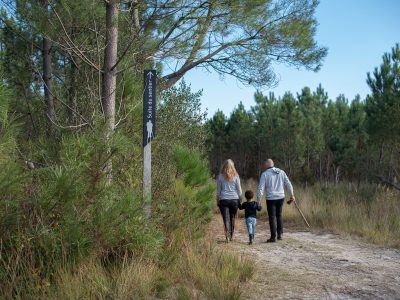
[210,216,400,299]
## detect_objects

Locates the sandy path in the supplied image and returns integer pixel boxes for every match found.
[210,215,400,299]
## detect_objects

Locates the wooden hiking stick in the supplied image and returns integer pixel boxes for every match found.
[288,199,310,228]
[294,200,310,228]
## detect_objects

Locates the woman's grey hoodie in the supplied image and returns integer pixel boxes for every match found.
[217,174,243,201]
[257,167,294,202]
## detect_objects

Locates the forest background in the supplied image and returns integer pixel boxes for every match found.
[0,0,399,298]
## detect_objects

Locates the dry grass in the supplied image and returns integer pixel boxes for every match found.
[53,257,161,299]
[177,242,254,300]
[242,179,400,248]
[45,237,254,300]
[0,234,254,299]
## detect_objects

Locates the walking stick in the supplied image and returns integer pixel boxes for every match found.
[288,199,310,228]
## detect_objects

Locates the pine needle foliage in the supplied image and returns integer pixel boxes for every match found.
[156,145,214,236]
[0,89,164,296]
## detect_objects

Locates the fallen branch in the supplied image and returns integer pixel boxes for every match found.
[375,175,400,191]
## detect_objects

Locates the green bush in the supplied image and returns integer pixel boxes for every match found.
[0,78,253,298]
[157,145,214,236]
[152,80,208,200]
[0,120,164,297]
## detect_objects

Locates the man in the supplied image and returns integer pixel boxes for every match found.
[257,159,295,242]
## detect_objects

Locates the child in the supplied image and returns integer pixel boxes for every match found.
[239,190,261,245]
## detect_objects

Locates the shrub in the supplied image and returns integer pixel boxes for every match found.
[0,77,254,298]
[156,145,214,237]
[0,125,164,298]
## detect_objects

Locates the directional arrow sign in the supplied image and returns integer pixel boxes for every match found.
[143,70,156,147]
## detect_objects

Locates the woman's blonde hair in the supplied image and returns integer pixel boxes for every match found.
[220,159,238,181]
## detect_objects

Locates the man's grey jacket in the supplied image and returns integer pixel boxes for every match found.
[257,167,294,203]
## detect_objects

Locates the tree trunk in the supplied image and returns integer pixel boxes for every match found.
[102,1,119,132]
[319,155,323,182]
[101,0,119,179]
[68,22,78,124]
[42,0,55,135]
[326,154,330,182]
[388,146,395,182]
[131,0,140,30]
[378,141,384,164]
[335,166,340,184]
[68,57,78,123]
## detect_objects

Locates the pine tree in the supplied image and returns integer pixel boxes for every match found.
[298,87,324,183]
[206,110,228,176]
[226,102,254,177]
[342,95,368,182]
[366,44,400,183]
[251,91,279,176]
[275,92,305,178]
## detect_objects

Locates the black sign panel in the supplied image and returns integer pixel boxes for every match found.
[143,70,156,147]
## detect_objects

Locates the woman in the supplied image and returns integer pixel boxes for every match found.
[217,159,243,242]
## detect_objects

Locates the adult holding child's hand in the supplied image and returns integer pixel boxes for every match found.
[257,159,295,243]
[216,159,243,242]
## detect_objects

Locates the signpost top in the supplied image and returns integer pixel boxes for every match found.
[143,70,156,147]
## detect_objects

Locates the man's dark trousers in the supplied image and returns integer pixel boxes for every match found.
[266,199,284,239]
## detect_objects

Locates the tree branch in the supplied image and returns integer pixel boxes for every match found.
[48,1,101,71]
[376,175,400,191]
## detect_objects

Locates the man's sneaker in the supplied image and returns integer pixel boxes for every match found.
[266,238,276,243]
[277,235,282,240]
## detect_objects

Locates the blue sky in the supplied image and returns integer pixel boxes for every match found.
[182,0,400,117]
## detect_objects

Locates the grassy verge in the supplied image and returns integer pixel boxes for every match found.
[49,237,254,300]
[1,228,254,299]
[165,237,254,300]
[242,179,400,248]
[0,144,254,299]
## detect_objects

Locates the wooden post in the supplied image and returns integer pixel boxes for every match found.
[143,70,156,218]
[143,142,151,218]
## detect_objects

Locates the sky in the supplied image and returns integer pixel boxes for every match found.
[181,0,400,117]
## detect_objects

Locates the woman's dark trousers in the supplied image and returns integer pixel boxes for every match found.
[266,199,284,239]
[218,199,239,240]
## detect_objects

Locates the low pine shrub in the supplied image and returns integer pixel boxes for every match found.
[0,78,254,298]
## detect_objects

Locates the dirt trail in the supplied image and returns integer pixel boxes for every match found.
[210,216,400,299]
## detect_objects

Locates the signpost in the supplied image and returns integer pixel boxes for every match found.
[143,70,156,218]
